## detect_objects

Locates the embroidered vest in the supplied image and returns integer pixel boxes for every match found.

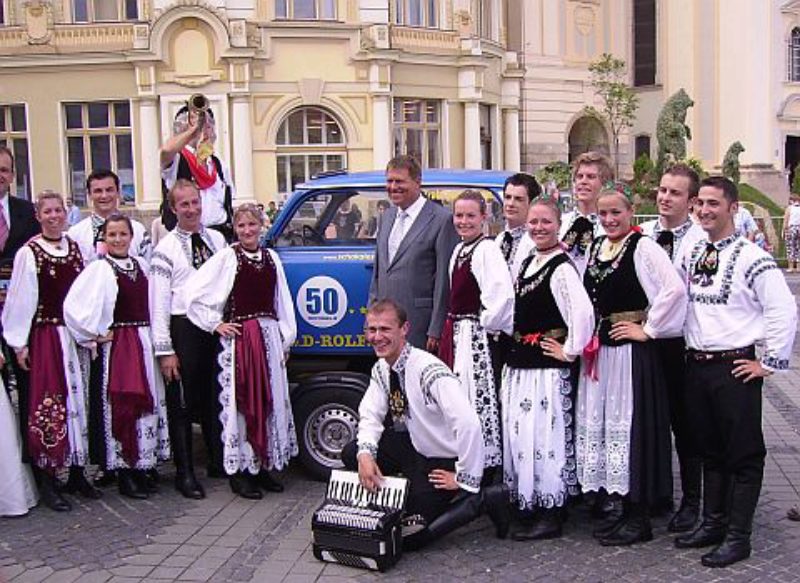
[225,245,278,323]
[31,239,83,326]
[109,259,150,327]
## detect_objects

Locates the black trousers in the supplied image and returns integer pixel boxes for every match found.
[685,355,766,485]
[342,430,458,523]
[170,316,223,466]
[655,337,697,460]
[487,334,507,399]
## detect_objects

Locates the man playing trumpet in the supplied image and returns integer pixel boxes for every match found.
[160,95,236,242]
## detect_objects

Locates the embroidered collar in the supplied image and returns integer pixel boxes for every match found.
[572,210,597,223]
[504,224,527,242]
[654,217,693,239]
[706,233,738,252]
[391,343,412,375]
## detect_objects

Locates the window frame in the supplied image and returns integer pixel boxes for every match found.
[632,0,657,87]
[0,103,33,201]
[63,100,134,207]
[789,28,800,82]
[392,98,442,169]
[392,0,439,29]
[274,0,337,21]
[73,0,139,23]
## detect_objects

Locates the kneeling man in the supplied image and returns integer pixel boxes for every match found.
[343,299,509,550]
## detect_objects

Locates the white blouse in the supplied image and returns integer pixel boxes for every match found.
[67,215,152,263]
[494,225,536,279]
[184,246,297,352]
[640,217,706,277]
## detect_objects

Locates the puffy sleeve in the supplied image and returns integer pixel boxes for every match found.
[185,247,237,334]
[64,261,117,347]
[2,246,38,350]
[472,241,514,335]
[356,363,389,458]
[428,368,485,493]
[149,242,176,356]
[268,249,297,352]
[748,256,798,372]
[133,221,153,263]
[550,261,595,360]
[635,237,688,339]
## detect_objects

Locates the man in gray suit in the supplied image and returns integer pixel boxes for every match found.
[369,156,459,352]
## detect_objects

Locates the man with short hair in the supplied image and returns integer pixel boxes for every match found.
[676,176,797,568]
[150,179,227,498]
[342,299,509,550]
[67,169,151,262]
[495,173,540,278]
[370,155,459,351]
[559,151,612,275]
[0,146,39,267]
[640,163,707,533]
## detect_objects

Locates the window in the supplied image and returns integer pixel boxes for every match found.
[635,135,651,160]
[789,28,800,82]
[64,101,134,207]
[478,0,493,40]
[0,2,5,26]
[393,98,441,168]
[633,0,656,86]
[73,0,138,23]
[0,104,32,201]
[276,107,346,196]
[393,0,438,28]
[275,0,336,20]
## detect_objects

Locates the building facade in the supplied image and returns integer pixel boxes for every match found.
[0,0,522,209]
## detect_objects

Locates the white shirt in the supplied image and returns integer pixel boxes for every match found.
[149,227,226,356]
[494,224,535,279]
[559,210,605,276]
[356,344,485,493]
[449,238,514,335]
[67,214,151,263]
[734,207,757,238]
[391,194,426,240]
[162,147,234,228]
[787,204,800,227]
[683,235,797,371]
[640,217,706,277]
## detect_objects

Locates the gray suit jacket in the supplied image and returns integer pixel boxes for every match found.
[369,197,459,349]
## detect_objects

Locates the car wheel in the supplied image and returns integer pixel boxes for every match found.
[294,387,361,481]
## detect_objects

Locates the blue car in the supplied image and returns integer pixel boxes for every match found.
[264,169,513,479]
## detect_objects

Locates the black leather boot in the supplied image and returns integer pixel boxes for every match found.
[592,493,625,538]
[118,469,148,499]
[35,467,71,512]
[675,469,730,549]
[257,470,285,493]
[668,456,702,533]
[511,507,563,541]
[599,502,653,546]
[403,491,483,551]
[482,484,511,539]
[166,382,205,499]
[701,481,760,568]
[62,466,103,499]
[229,472,262,499]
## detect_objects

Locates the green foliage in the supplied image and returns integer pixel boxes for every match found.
[792,163,800,194]
[738,183,783,216]
[632,154,656,197]
[535,161,573,191]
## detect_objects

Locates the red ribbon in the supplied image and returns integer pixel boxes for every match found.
[235,319,273,463]
[181,148,218,190]
[520,332,544,346]
[437,317,455,369]
[582,334,601,381]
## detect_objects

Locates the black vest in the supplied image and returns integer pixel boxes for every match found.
[506,252,572,369]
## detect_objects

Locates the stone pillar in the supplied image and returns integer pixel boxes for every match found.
[372,94,392,168]
[230,94,254,201]
[464,101,481,169]
[138,97,161,210]
[503,108,521,171]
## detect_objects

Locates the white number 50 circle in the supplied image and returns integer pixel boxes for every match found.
[296,276,348,329]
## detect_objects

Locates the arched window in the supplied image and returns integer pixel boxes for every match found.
[789,28,800,82]
[276,107,346,195]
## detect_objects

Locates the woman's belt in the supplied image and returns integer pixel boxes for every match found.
[599,309,647,325]
[512,328,567,346]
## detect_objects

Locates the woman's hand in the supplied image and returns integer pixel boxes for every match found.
[428,469,458,491]
[15,347,29,371]
[540,337,568,362]
[215,322,242,338]
[609,321,649,342]
[96,331,114,344]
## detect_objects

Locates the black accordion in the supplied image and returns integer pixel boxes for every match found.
[312,469,409,572]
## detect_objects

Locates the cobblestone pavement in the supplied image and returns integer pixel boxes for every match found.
[3,277,800,583]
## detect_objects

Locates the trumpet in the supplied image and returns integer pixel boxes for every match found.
[188,93,210,118]
[188,94,214,163]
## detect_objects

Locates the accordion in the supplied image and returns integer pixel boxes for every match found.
[312,469,409,572]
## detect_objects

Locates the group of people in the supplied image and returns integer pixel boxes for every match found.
[347,154,796,569]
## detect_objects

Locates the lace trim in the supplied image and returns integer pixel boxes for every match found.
[456,471,482,489]
[688,240,746,305]
[357,442,379,458]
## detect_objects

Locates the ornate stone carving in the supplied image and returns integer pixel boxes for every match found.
[23,1,54,45]
[298,78,325,106]
[575,6,595,36]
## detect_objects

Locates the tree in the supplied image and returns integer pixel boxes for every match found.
[585,53,639,178]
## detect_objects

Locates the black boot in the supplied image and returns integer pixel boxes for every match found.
[143,469,160,493]
[511,507,562,541]
[668,456,702,533]
[599,502,652,546]
[62,466,103,499]
[256,470,284,493]
[118,469,149,499]
[482,484,511,539]
[229,472,262,500]
[675,469,730,549]
[166,382,205,499]
[93,470,117,488]
[403,491,483,551]
[701,481,760,568]
[34,467,71,512]
[592,493,625,538]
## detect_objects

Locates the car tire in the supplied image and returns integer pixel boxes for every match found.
[294,386,362,481]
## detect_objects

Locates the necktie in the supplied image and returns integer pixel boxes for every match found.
[191,233,212,269]
[692,242,719,287]
[388,369,408,431]
[0,207,8,253]
[656,229,675,260]
[388,211,408,263]
[501,231,514,263]
[93,221,107,257]
[563,215,594,255]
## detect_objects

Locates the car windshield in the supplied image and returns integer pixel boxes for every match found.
[275,186,504,247]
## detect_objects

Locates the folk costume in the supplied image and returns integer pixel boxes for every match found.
[67,214,151,263]
[501,249,594,538]
[343,343,509,550]
[576,230,686,545]
[0,376,38,516]
[2,235,92,509]
[438,237,513,472]
[676,235,796,567]
[64,255,170,497]
[186,244,298,480]
[640,217,706,531]
[150,226,226,497]
[559,210,604,276]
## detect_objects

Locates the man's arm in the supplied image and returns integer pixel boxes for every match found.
[427,211,459,344]
[355,366,390,491]
[160,121,202,169]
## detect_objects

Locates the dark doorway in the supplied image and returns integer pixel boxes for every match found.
[786,136,800,187]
